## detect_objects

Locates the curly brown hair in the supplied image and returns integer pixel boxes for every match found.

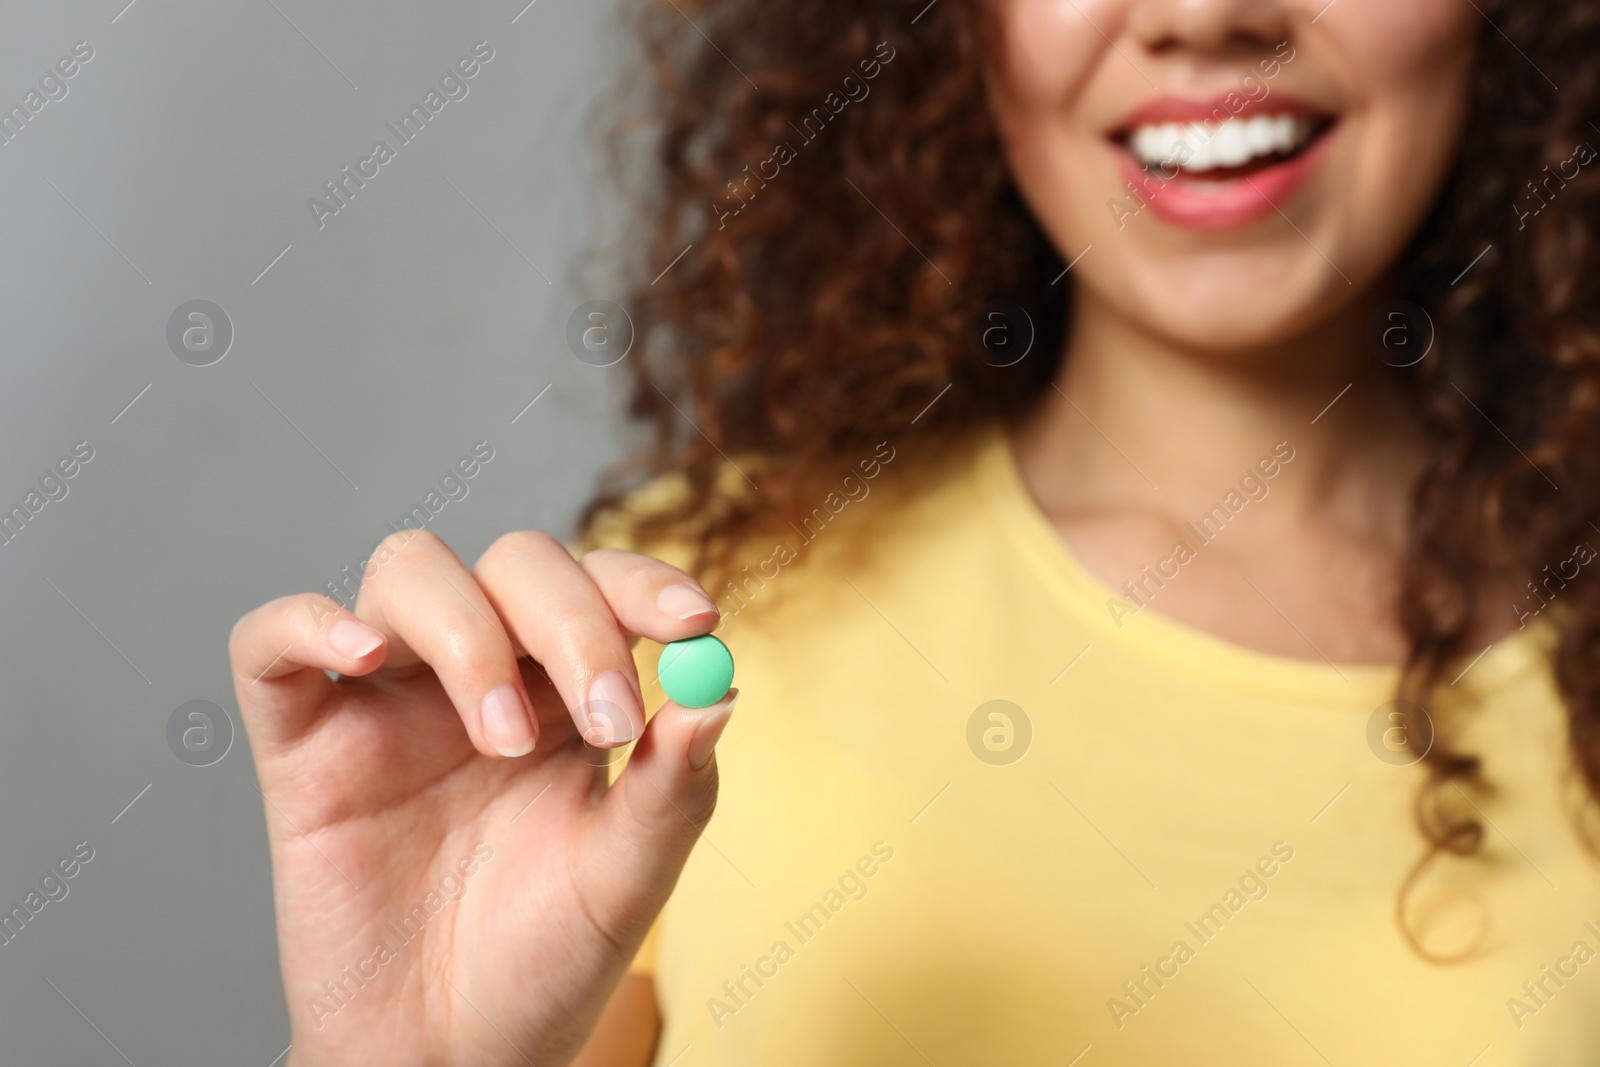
[584,0,1600,956]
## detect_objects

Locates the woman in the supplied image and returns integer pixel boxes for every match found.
[229,0,1600,1063]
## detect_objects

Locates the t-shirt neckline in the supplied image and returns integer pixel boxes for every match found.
[973,423,1545,709]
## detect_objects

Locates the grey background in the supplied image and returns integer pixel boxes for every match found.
[0,1,637,1062]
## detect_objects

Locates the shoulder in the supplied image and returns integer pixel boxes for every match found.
[576,428,998,591]
[576,469,697,568]
[576,458,757,575]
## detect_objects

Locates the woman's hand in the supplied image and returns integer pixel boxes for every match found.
[228,530,734,1067]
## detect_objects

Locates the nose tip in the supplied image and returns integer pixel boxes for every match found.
[1125,0,1294,56]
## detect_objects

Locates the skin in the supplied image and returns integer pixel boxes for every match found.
[232,1,1486,1064]
[992,0,1484,663]
[230,532,734,1067]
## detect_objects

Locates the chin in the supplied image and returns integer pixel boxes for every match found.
[1098,241,1364,354]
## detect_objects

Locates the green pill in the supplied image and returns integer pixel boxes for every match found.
[658,634,735,709]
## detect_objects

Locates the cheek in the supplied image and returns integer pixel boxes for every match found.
[989,0,1117,111]
[987,0,1121,246]
[1331,0,1477,143]
[1334,0,1478,244]
[1328,0,1477,77]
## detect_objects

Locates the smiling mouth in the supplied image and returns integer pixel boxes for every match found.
[1116,112,1336,183]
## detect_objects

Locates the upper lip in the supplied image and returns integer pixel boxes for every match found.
[1111,92,1332,136]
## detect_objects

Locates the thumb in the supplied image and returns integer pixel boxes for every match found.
[571,689,739,953]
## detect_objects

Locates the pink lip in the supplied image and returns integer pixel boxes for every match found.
[1116,92,1326,129]
[1110,93,1337,232]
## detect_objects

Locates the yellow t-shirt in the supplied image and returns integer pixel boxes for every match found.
[617,426,1600,1066]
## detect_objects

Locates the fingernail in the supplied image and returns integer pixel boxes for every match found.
[329,619,383,659]
[481,685,536,758]
[588,671,645,744]
[688,689,738,770]
[657,583,719,621]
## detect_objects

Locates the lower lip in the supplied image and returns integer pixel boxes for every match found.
[1112,125,1335,231]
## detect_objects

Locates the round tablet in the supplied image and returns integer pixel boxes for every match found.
[657,634,735,709]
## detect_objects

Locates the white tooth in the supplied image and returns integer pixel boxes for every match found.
[1159,123,1185,161]
[1247,115,1276,155]
[1146,128,1172,165]
[1133,126,1164,164]
[1273,115,1296,152]
[1128,127,1149,162]
[1185,124,1218,170]
[1214,121,1252,167]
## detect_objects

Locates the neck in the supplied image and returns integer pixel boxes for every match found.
[1015,285,1424,538]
